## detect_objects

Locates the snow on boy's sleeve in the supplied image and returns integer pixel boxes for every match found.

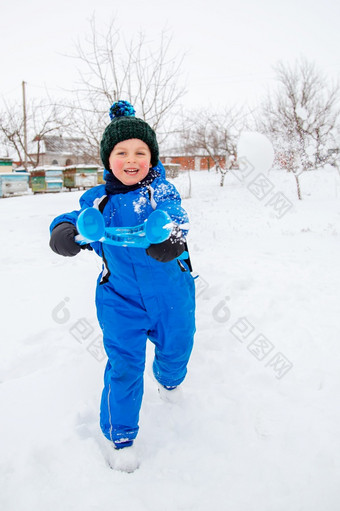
[152,180,190,235]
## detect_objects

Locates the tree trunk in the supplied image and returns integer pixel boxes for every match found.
[220,171,227,187]
[294,173,302,200]
[187,169,192,198]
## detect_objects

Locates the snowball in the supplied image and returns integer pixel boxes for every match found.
[237,131,275,174]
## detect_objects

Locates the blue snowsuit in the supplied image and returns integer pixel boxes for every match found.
[50,162,196,445]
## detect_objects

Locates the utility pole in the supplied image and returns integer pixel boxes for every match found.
[22,80,28,170]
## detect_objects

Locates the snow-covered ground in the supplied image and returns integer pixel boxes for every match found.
[1,167,340,511]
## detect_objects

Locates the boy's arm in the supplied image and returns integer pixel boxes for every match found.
[146,180,189,263]
[49,188,101,233]
[151,180,189,235]
[49,187,105,257]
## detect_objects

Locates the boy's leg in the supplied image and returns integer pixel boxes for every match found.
[98,293,149,446]
[151,325,195,388]
[100,346,146,446]
[149,278,196,388]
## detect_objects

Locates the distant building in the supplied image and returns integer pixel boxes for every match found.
[160,154,226,171]
[30,135,89,167]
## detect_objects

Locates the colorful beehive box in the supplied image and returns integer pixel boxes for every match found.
[0,172,29,198]
[0,157,13,173]
[97,169,105,185]
[45,167,63,192]
[30,166,64,193]
[29,169,46,193]
[63,165,98,190]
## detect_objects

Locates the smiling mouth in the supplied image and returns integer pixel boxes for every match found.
[124,169,139,174]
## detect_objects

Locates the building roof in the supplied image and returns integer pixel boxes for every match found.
[37,135,84,155]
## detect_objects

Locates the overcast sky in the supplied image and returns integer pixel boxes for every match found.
[1,0,339,111]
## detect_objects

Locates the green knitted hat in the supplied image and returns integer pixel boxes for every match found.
[100,100,159,170]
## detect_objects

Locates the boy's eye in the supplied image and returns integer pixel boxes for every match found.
[114,150,147,156]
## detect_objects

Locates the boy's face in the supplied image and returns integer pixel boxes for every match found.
[109,138,152,186]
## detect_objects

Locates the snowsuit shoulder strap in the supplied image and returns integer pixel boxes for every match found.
[98,195,110,213]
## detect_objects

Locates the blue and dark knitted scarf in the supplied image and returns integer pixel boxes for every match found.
[105,168,160,195]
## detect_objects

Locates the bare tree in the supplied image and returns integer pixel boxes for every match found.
[0,106,25,163]
[258,58,340,199]
[0,97,70,167]
[66,17,186,158]
[62,97,105,165]
[179,106,245,186]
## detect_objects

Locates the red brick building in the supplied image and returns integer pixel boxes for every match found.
[160,155,226,171]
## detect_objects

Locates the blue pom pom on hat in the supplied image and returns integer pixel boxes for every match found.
[109,100,136,120]
[101,100,159,170]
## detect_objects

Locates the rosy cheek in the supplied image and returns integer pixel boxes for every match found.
[139,159,151,171]
[111,159,124,173]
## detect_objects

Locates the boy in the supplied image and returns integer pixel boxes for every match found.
[49,101,196,472]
